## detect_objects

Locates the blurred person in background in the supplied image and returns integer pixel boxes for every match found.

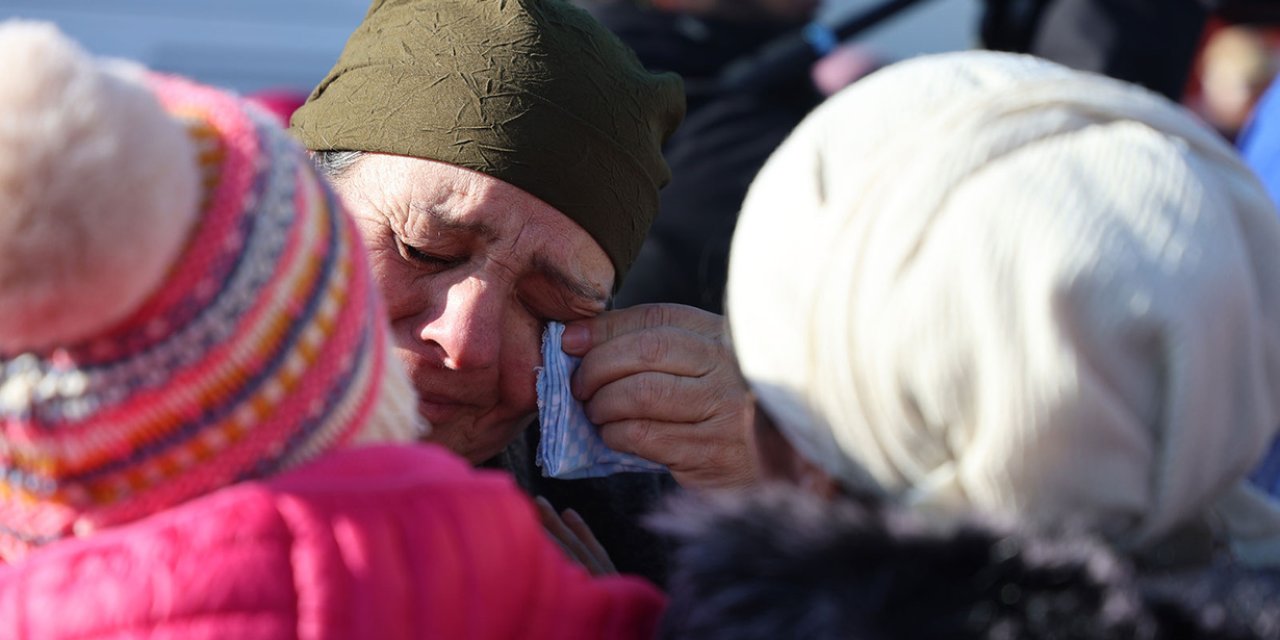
[581,0,877,313]
[982,0,1211,101]
[1232,31,1280,210]
[659,50,1280,638]
[1193,24,1278,141]
[1227,26,1280,501]
[0,20,663,639]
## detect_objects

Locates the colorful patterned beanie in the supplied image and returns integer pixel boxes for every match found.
[0,22,423,560]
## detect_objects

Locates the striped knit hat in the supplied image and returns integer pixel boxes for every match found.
[0,22,423,560]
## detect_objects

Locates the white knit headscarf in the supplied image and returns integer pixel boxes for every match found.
[728,51,1280,566]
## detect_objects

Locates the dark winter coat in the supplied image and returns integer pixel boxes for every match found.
[654,486,1280,639]
[587,1,823,313]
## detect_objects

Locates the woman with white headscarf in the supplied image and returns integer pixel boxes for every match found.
[656,50,1280,639]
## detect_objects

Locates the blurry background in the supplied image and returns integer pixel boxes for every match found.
[0,0,370,94]
[0,0,978,96]
[820,0,977,59]
[4,1,1279,135]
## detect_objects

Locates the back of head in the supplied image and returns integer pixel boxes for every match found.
[0,22,422,560]
[289,0,686,286]
[727,51,1280,565]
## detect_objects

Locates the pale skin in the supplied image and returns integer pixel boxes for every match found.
[332,153,758,491]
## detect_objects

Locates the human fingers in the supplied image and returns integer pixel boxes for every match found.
[536,496,597,573]
[562,508,615,574]
[535,496,614,576]
[599,417,758,490]
[561,303,726,356]
[582,371,722,426]
[571,325,722,401]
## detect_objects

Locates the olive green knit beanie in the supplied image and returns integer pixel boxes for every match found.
[291,0,685,285]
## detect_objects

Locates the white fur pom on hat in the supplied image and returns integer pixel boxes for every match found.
[0,21,200,353]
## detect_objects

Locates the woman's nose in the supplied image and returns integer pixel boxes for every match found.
[416,278,503,371]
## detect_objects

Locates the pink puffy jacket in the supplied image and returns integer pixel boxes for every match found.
[0,445,665,639]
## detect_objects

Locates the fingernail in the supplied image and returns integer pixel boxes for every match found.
[561,324,589,353]
[535,496,552,509]
[563,508,582,522]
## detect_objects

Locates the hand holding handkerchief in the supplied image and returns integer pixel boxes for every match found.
[536,322,668,479]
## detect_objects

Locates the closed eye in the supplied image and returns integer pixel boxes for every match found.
[397,238,464,269]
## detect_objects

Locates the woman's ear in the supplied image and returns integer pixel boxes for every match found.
[752,397,841,500]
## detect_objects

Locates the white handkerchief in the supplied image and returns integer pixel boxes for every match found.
[536,322,668,479]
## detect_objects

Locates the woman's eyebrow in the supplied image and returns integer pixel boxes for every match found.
[532,254,609,307]
[409,204,501,243]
